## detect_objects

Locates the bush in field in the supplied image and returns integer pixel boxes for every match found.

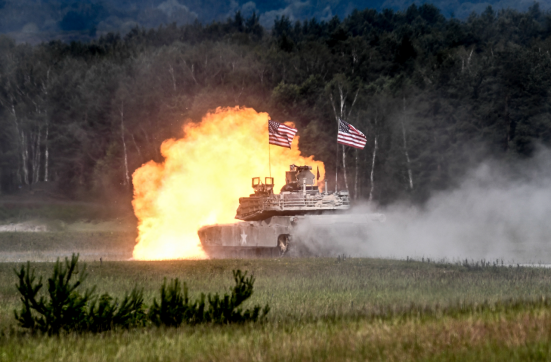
[14,254,147,334]
[15,256,269,333]
[148,278,207,326]
[149,270,270,327]
[86,288,147,333]
[206,270,270,324]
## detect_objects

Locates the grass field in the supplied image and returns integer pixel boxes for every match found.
[1,257,551,360]
[0,231,136,262]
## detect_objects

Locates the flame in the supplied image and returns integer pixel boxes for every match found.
[131,106,325,260]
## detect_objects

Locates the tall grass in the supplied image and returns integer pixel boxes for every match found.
[1,257,551,360]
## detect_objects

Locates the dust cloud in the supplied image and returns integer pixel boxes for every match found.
[302,147,551,263]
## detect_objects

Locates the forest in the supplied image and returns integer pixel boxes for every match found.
[1,3,551,206]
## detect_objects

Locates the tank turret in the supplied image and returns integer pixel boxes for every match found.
[235,164,350,221]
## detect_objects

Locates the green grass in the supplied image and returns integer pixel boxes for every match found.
[0,232,135,262]
[1,258,551,360]
[0,202,134,224]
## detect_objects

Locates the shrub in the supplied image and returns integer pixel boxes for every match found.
[206,270,270,324]
[148,278,207,327]
[149,270,270,327]
[15,256,269,334]
[14,254,147,334]
[86,287,147,333]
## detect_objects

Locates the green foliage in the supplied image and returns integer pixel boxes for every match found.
[15,257,269,333]
[2,4,551,205]
[148,278,206,326]
[206,270,270,324]
[86,287,147,333]
[149,270,269,327]
[4,258,551,360]
[14,254,90,334]
[14,254,146,334]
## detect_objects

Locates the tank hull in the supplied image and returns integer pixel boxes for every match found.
[198,214,385,258]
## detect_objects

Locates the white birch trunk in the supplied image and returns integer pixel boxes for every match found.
[43,71,50,182]
[11,103,29,185]
[402,97,414,190]
[44,121,49,182]
[354,149,359,200]
[168,65,177,91]
[329,81,360,194]
[369,135,378,202]
[32,128,41,184]
[329,93,339,192]
[337,84,350,192]
[342,145,349,192]
[131,133,143,162]
[120,102,130,188]
[21,132,29,186]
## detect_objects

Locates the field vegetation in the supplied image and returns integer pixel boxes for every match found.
[0,199,137,262]
[0,232,135,262]
[1,257,551,360]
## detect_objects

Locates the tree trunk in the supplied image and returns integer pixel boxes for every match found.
[402,97,413,190]
[342,146,349,192]
[335,143,338,192]
[504,94,510,152]
[168,65,177,92]
[44,120,49,182]
[131,133,143,162]
[11,103,29,185]
[120,102,130,188]
[369,135,378,202]
[329,87,358,194]
[42,72,50,182]
[354,149,359,200]
[31,128,41,184]
[21,132,29,186]
[330,93,339,192]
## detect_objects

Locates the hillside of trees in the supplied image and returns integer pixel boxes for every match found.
[1,3,551,206]
[2,0,547,41]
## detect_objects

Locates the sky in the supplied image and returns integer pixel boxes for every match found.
[0,0,549,43]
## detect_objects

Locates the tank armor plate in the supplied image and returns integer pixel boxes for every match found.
[235,192,349,221]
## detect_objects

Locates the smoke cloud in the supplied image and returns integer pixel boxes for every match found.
[300,147,551,263]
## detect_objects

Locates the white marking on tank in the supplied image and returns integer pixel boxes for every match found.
[240,230,248,245]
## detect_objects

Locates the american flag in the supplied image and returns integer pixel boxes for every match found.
[337,119,367,149]
[269,120,297,148]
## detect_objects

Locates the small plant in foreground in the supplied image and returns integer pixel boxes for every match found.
[14,254,146,334]
[15,256,269,333]
[149,270,270,326]
[148,278,206,326]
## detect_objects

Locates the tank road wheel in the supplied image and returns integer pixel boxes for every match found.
[278,234,291,256]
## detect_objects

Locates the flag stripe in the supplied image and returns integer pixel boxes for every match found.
[337,119,366,150]
[337,134,366,144]
[337,138,366,148]
[337,138,366,149]
[269,120,297,148]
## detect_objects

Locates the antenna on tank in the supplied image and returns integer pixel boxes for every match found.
[268,142,271,178]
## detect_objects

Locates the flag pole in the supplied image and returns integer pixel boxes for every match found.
[269,137,272,178]
[335,137,339,193]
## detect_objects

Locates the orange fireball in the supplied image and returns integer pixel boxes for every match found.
[132,106,325,260]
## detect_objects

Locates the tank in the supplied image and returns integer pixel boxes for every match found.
[198,164,385,257]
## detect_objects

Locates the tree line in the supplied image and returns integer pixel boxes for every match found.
[1,3,551,205]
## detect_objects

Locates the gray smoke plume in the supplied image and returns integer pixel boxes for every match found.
[299,147,551,263]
